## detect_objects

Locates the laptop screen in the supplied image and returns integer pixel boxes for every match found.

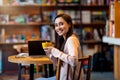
[28,40,50,56]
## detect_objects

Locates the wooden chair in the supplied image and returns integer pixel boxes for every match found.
[56,55,92,80]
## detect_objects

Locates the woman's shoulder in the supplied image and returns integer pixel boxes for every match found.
[67,34,79,42]
[68,34,78,40]
[66,34,80,47]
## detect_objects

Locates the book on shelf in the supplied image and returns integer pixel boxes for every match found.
[108,3,114,37]
[51,11,57,23]
[43,11,54,22]
[81,27,102,41]
[27,14,41,23]
[9,14,41,24]
[50,27,55,43]
[40,25,55,42]
[81,0,110,5]
[0,28,5,43]
[57,0,79,5]
[0,14,9,24]
[0,0,56,5]
[18,0,35,5]
[35,0,42,4]
[66,0,72,2]
[56,10,80,23]
[74,28,82,40]
[74,11,81,23]
[41,25,50,40]
[93,29,101,41]
[57,0,73,3]
[83,27,94,40]
[91,0,104,5]
[105,19,109,36]
[35,0,56,5]
[91,11,106,23]
[82,11,91,24]
[14,15,26,24]
[0,0,19,6]
[110,3,114,21]
[109,21,115,37]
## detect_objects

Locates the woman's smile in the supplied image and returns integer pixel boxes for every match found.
[56,28,64,35]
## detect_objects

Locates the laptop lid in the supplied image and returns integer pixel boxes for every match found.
[28,40,50,57]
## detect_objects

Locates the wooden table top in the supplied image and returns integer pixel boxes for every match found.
[8,55,52,64]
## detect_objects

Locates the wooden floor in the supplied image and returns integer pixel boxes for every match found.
[0,72,114,80]
[0,74,17,80]
[0,71,43,80]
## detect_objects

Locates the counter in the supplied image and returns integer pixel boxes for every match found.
[103,36,120,80]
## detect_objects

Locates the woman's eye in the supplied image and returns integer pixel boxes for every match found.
[59,22,63,26]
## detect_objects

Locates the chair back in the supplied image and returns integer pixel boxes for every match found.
[56,56,92,80]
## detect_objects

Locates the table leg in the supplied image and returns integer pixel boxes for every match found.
[18,64,22,80]
[30,64,34,80]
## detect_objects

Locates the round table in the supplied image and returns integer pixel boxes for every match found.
[8,55,52,80]
[8,55,52,64]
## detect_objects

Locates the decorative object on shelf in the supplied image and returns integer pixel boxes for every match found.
[40,25,51,40]
[0,14,9,24]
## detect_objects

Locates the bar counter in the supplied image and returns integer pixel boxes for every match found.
[103,36,120,80]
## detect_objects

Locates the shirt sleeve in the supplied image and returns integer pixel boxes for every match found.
[47,53,58,65]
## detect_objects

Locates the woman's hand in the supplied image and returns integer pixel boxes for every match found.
[44,47,62,58]
[43,47,53,56]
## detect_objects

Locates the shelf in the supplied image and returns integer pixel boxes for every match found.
[0,5,40,14]
[55,5,80,10]
[0,22,106,28]
[0,4,109,11]
[0,23,40,26]
[0,42,27,45]
[54,5,109,11]
[81,40,102,45]
[81,5,109,11]
[0,22,54,27]
[74,23,106,28]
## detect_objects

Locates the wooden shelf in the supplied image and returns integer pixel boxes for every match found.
[0,42,27,45]
[81,5,109,11]
[0,22,53,27]
[81,40,102,45]
[74,23,106,28]
[55,5,80,10]
[0,23,40,26]
[0,5,41,14]
[54,5,109,11]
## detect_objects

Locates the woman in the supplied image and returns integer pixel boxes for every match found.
[36,14,83,80]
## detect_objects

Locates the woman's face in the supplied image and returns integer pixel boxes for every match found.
[55,17,70,39]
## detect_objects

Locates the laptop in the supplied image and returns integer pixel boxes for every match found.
[28,40,50,58]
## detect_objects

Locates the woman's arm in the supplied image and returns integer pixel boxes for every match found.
[51,36,81,66]
[45,51,58,65]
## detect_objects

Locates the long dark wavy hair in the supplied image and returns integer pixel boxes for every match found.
[54,14,74,51]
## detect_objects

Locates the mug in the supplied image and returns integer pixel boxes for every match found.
[42,42,53,48]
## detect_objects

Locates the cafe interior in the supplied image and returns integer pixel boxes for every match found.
[0,0,119,80]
